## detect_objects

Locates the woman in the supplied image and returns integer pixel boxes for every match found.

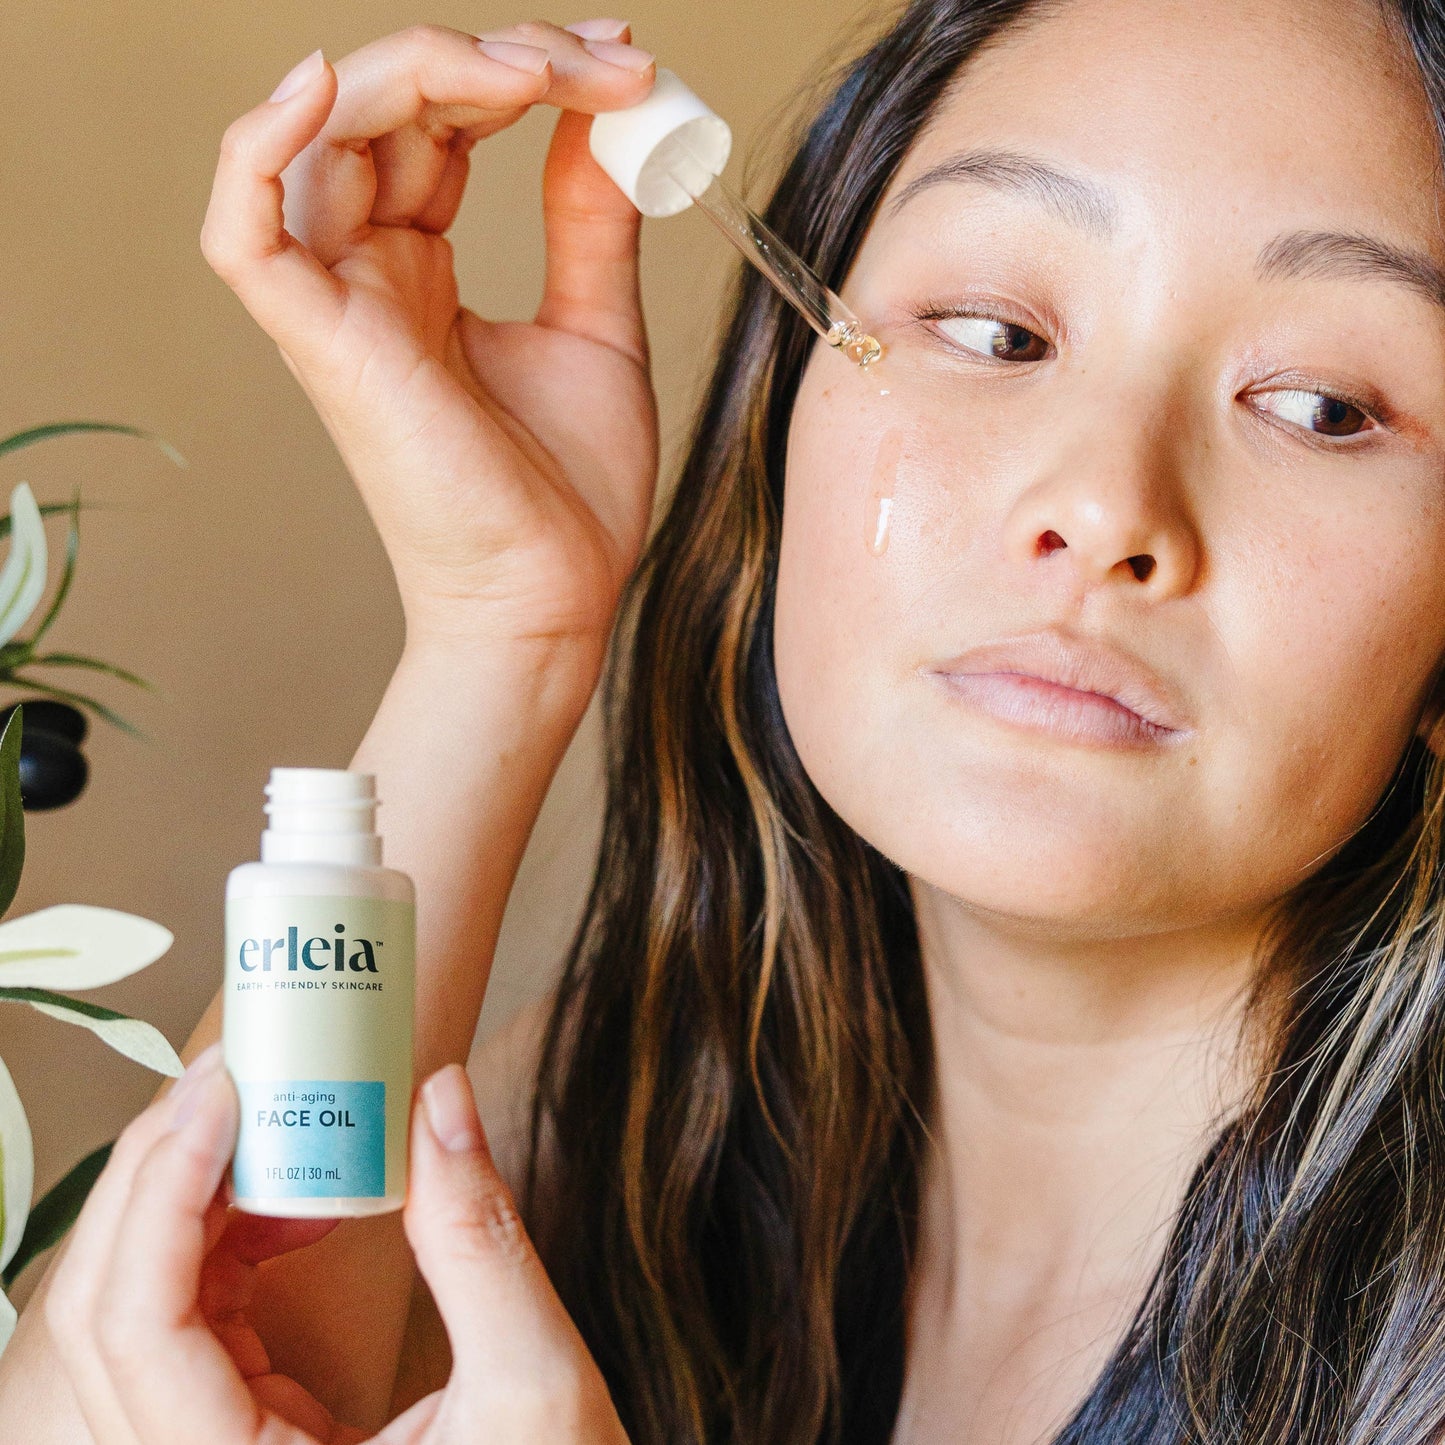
[4,0,1445,1440]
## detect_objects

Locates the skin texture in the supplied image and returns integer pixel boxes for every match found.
[10,5,1445,1445]
[774,0,1445,1440]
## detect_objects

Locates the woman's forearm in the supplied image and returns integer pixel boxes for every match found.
[0,629,605,1437]
[350,629,604,1076]
[243,630,605,1426]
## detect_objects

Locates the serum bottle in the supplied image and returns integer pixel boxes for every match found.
[223,767,415,1216]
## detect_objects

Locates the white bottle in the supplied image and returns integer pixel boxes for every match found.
[222,767,415,1217]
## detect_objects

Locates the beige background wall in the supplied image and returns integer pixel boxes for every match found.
[0,0,882,1305]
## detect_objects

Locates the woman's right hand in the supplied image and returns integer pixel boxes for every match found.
[200,19,661,656]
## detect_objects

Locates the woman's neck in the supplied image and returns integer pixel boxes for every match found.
[893,880,1275,1445]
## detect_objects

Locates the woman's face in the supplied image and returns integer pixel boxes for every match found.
[775,0,1445,938]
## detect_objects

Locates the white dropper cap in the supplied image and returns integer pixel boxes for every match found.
[261,767,382,866]
[588,66,732,218]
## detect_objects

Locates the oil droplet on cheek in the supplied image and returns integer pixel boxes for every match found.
[871,495,894,554]
[864,429,906,557]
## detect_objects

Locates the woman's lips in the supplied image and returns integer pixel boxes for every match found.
[932,669,1179,747]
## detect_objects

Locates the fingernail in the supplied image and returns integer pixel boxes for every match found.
[566,17,630,40]
[268,48,325,104]
[476,39,551,74]
[581,38,654,72]
[168,1042,225,1133]
[422,1063,483,1153]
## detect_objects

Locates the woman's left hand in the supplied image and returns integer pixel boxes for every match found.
[44,1041,630,1444]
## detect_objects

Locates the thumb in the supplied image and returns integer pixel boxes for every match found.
[534,104,648,367]
[403,1064,596,1389]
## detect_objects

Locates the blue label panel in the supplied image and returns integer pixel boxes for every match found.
[233,1080,385,1198]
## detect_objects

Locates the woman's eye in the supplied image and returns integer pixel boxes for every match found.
[916,311,1379,443]
[1252,387,1373,439]
[931,313,1051,363]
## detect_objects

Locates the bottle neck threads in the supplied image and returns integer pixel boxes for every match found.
[260,767,382,866]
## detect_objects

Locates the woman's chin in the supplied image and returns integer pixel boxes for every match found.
[876,817,1199,936]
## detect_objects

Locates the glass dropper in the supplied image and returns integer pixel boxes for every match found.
[664,144,883,369]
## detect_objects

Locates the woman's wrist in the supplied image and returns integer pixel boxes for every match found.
[399,618,611,735]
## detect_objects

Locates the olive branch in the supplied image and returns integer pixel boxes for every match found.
[0,421,190,1346]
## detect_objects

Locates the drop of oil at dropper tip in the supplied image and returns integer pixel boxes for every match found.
[841,332,884,367]
[825,318,884,368]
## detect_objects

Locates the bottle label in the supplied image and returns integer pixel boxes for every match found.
[223,893,414,1203]
[234,1079,386,1197]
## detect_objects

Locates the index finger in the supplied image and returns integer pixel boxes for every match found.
[41,1045,230,1445]
[285,22,653,268]
[319,21,654,146]
[89,1065,307,1445]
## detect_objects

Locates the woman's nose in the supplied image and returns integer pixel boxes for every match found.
[998,390,1203,601]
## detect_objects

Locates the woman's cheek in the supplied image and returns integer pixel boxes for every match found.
[1211,489,1445,884]
[774,420,879,789]
[775,378,914,817]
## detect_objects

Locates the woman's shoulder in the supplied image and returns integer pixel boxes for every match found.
[387,987,558,1417]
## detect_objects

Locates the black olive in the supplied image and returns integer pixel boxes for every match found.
[0,702,90,810]
[0,700,88,745]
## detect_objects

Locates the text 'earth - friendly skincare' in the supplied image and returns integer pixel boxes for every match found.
[223,767,415,1217]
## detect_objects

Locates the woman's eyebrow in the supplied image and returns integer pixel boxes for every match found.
[886,147,1120,235]
[1257,230,1445,310]
[887,146,1445,312]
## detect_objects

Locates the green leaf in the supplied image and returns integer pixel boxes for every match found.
[0,484,48,649]
[0,499,97,545]
[0,708,24,920]
[0,905,172,990]
[0,988,182,1076]
[0,1052,34,1275]
[0,421,187,471]
[23,653,154,692]
[0,676,148,742]
[1,1140,112,1291]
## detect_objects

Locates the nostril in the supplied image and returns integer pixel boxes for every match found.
[1038,529,1066,557]
[1128,554,1156,582]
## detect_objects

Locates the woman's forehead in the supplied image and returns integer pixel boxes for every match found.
[879,0,1444,250]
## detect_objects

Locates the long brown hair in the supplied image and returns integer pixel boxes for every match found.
[525,2,1445,1440]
